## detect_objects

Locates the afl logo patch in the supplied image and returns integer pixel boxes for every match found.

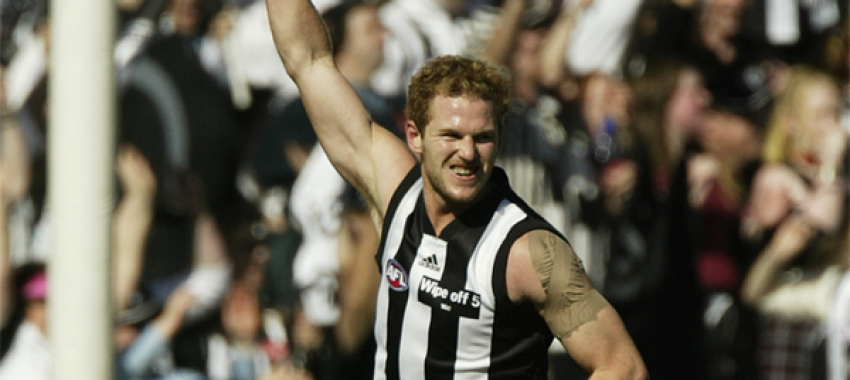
[386,259,409,291]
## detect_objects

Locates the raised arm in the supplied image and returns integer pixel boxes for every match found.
[113,145,157,311]
[478,0,530,65]
[537,0,592,89]
[507,230,646,379]
[265,0,414,218]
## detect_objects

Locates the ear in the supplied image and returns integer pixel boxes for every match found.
[406,120,422,157]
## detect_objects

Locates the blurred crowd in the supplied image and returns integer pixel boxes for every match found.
[0,0,848,379]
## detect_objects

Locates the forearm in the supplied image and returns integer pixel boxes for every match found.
[335,266,379,353]
[479,0,527,65]
[120,324,171,377]
[113,195,154,309]
[740,249,789,306]
[538,8,580,89]
[560,305,646,380]
[741,212,818,306]
[266,0,333,80]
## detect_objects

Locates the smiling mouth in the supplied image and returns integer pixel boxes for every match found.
[451,166,478,178]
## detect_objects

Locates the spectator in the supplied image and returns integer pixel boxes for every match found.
[740,65,849,379]
[689,104,765,380]
[371,0,484,98]
[113,145,159,311]
[119,0,239,314]
[206,281,290,380]
[565,0,642,76]
[332,187,380,380]
[0,263,49,380]
[604,58,711,380]
[117,286,206,380]
[0,67,34,323]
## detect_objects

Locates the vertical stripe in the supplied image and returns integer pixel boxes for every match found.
[422,235,467,380]
[455,201,527,380]
[400,239,437,380]
[489,200,557,379]
[386,240,415,380]
[375,179,423,380]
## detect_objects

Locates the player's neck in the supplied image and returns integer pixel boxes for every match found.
[422,191,470,236]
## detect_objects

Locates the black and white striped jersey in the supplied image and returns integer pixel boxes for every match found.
[373,165,560,380]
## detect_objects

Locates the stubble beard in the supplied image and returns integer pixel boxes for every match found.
[423,163,486,212]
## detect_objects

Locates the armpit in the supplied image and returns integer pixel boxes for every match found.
[528,230,609,339]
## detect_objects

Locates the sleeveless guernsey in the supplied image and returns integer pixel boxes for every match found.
[373,166,561,380]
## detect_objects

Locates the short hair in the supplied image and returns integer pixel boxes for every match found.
[405,55,512,132]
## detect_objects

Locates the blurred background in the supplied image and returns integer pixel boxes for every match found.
[0,0,847,379]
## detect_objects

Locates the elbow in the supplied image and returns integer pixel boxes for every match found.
[599,351,647,380]
[631,361,648,380]
[281,51,333,83]
[617,352,648,380]
[280,55,308,82]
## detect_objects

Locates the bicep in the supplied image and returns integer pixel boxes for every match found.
[510,231,644,376]
[508,231,644,378]
[295,61,414,216]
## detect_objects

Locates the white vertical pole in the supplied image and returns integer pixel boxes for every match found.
[48,0,115,378]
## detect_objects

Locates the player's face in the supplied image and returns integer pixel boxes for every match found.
[409,96,499,210]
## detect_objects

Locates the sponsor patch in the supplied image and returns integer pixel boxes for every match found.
[417,276,481,318]
[416,234,447,277]
[386,259,409,291]
[417,254,441,271]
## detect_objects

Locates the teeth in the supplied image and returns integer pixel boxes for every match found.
[452,167,473,176]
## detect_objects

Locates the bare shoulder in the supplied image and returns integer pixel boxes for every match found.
[507,230,611,336]
[506,230,645,377]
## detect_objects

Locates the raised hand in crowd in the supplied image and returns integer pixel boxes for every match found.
[113,144,157,311]
[153,285,198,339]
[260,363,314,380]
[599,160,638,216]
